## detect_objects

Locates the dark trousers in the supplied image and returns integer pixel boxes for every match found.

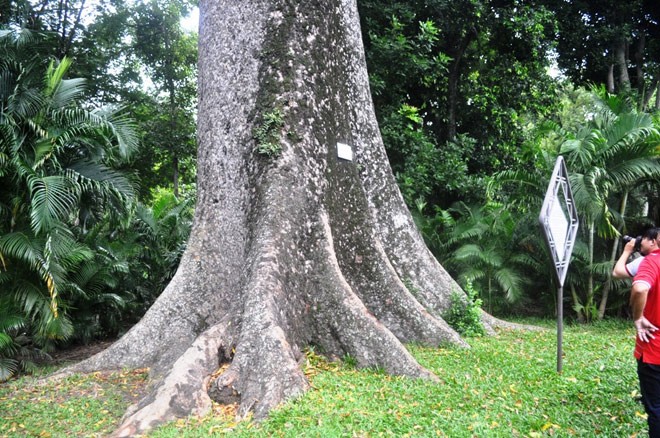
[638,359,660,437]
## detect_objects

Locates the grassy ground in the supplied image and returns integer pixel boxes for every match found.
[0,319,647,437]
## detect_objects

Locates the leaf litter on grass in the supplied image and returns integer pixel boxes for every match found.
[0,368,148,437]
[0,320,650,437]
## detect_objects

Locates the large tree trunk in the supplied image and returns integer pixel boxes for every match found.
[613,38,630,92]
[607,63,615,93]
[52,1,511,435]
[634,33,645,108]
[446,33,473,142]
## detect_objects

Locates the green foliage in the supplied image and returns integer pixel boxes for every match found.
[1,321,644,436]
[130,0,198,198]
[0,31,140,378]
[486,86,660,320]
[442,281,486,337]
[117,187,194,319]
[0,17,198,375]
[383,104,480,209]
[416,201,537,314]
[360,0,559,208]
[541,0,659,105]
[0,298,50,382]
[253,108,284,157]
[130,93,197,201]
[4,0,199,201]
[556,90,660,320]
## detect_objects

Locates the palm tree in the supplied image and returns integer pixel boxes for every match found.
[560,97,660,319]
[491,88,660,321]
[440,202,535,313]
[0,29,138,377]
[110,188,194,317]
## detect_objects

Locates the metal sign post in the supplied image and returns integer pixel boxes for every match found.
[539,156,579,373]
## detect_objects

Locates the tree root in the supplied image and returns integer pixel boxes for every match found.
[111,323,231,437]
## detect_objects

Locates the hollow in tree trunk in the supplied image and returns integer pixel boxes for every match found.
[55,1,513,435]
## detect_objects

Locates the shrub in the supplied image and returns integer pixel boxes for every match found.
[442,281,486,337]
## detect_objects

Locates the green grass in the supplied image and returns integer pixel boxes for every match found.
[0,368,148,437]
[0,319,647,437]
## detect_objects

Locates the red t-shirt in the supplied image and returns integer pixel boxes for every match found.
[634,249,660,363]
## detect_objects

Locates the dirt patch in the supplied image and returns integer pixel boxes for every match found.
[49,340,115,365]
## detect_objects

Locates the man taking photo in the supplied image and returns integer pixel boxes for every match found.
[613,235,646,279]
[630,227,660,437]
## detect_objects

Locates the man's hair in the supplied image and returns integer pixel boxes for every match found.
[642,227,660,241]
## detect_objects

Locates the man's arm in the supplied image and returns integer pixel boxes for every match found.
[613,240,636,278]
[631,280,657,342]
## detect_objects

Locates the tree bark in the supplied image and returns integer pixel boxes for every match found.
[613,38,630,91]
[642,78,657,111]
[51,0,511,435]
[446,28,476,143]
[634,33,645,106]
[607,63,615,93]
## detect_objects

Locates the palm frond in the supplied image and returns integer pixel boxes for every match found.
[12,278,51,321]
[489,168,546,205]
[602,112,654,147]
[46,225,93,270]
[0,304,26,333]
[459,269,486,285]
[101,108,140,160]
[509,252,538,269]
[67,160,136,200]
[0,67,18,102]
[494,268,525,302]
[135,203,158,233]
[7,85,44,119]
[608,158,660,187]
[44,58,72,98]
[7,28,45,50]
[453,243,486,263]
[0,332,16,352]
[36,312,73,341]
[28,175,78,235]
[0,232,42,270]
[51,78,87,109]
[69,259,118,296]
[0,356,19,381]
[97,293,126,308]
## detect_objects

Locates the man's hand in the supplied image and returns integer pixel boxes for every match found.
[635,317,658,342]
[624,239,637,253]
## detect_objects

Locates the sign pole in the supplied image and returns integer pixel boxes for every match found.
[539,156,578,374]
[557,285,563,373]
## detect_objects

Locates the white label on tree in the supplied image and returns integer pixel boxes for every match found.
[337,143,353,161]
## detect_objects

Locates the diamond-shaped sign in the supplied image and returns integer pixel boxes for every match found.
[539,156,579,287]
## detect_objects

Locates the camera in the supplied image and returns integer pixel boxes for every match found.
[623,235,642,252]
